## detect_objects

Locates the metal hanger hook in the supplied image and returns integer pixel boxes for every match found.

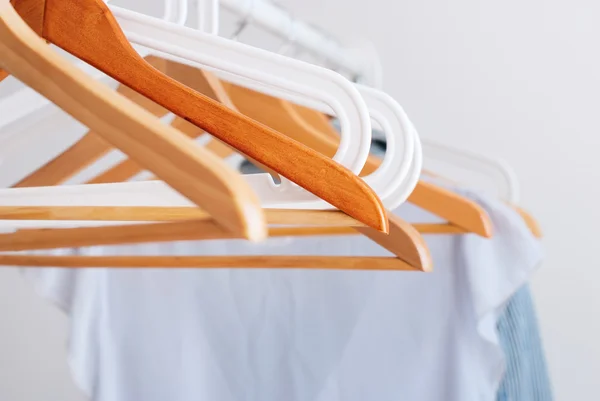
[231,0,255,41]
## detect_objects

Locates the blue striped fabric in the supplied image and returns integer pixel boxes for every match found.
[496,285,553,401]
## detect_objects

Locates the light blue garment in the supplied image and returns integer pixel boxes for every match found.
[497,285,553,401]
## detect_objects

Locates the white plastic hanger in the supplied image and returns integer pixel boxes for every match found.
[421,141,520,203]
[209,0,419,210]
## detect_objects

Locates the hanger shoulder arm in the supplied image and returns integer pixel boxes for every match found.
[0,254,422,271]
[408,181,493,238]
[355,212,432,272]
[0,3,266,239]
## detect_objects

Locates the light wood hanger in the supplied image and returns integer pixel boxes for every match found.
[2,0,388,232]
[0,211,432,271]
[0,0,267,240]
[0,205,466,235]
[14,57,279,186]
[419,170,542,237]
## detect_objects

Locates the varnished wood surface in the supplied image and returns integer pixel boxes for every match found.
[0,219,428,271]
[268,224,467,237]
[355,213,432,272]
[0,206,364,226]
[90,61,278,183]
[408,181,493,237]
[221,83,493,237]
[0,254,422,271]
[284,101,380,175]
[10,0,387,232]
[0,2,267,240]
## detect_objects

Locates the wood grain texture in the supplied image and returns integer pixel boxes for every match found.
[14,84,170,187]
[225,83,347,164]
[264,225,461,238]
[0,219,429,272]
[268,224,467,237]
[0,2,267,240]
[224,84,492,237]
[408,181,493,237]
[0,255,422,271]
[161,61,279,178]
[12,0,387,232]
[284,101,380,175]
[0,220,235,250]
[356,213,432,272]
[89,61,279,183]
[0,206,365,226]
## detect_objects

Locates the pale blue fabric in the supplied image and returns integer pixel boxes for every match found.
[496,285,553,401]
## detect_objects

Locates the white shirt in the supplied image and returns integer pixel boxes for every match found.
[23,188,543,401]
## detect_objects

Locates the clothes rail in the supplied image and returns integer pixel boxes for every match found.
[218,0,373,84]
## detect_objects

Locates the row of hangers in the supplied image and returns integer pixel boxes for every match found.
[0,0,541,272]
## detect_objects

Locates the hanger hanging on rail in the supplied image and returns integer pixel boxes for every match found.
[1,0,388,232]
[0,0,268,241]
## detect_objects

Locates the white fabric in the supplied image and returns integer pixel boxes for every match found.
[22,189,542,401]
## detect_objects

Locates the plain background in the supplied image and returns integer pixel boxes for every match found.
[0,0,596,400]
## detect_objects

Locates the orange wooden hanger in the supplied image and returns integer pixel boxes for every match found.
[0,0,267,240]
[212,84,492,237]
[0,205,432,271]
[14,57,278,186]
[3,0,387,232]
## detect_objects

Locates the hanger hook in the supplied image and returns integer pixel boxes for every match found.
[231,0,255,41]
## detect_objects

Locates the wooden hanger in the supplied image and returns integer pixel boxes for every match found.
[14,57,279,186]
[3,0,387,232]
[0,0,267,240]
[0,208,432,271]
[293,93,542,238]
[0,39,431,269]
[213,83,492,237]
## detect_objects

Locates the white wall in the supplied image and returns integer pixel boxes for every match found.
[0,0,596,400]
[280,1,596,399]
